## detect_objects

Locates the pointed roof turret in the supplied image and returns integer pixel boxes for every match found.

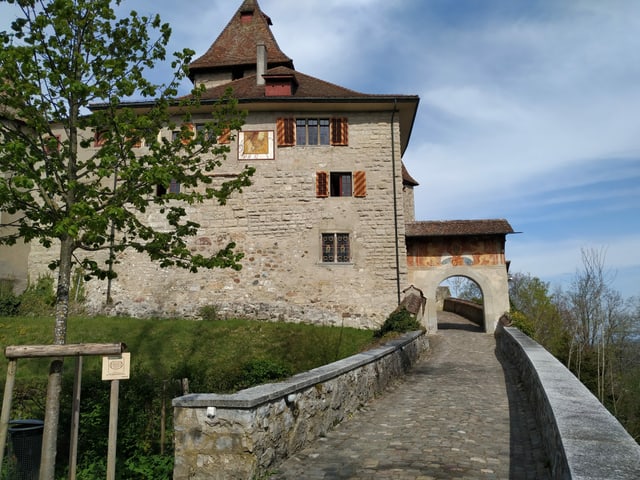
[188,0,294,83]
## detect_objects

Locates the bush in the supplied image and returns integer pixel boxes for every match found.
[18,275,55,316]
[57,366,175,479]
[374,307,421,338]
[509,310,535,337]
[0,280,20,316]
[198,304,220,321]
[235,359,292,390]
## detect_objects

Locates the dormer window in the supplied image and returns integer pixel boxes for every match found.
[264,73,297,97]
[241,10,253,23]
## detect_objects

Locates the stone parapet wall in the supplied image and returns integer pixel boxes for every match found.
[443,298,483,326]
[172,331,429,480]
[496,324,640,479]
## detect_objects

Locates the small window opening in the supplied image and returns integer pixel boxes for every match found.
[330,172,352,197]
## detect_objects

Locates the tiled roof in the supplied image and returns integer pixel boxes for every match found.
[197,66,385,101]
[189,0,293,78]
[184,66,419,156]
[402,164,419,186]
[405,219,515,237]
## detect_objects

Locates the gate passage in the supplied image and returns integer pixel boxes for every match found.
[405,219,515,333]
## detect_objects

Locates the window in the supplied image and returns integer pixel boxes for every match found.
[156,179,180,197]
[195,124,211,142]
[316,171,366,198]
[172,124,195,145]
[44,135,61,155]
[330,172,352,197]
[322,233,351,263]
[193,124,230,144]
[277,117,348,147]
[94,130,108,147]
[296,118,330,146]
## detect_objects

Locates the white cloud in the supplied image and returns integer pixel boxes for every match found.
[508,233,640,297]
[2,0,638,296]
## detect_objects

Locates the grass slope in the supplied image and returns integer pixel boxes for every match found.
[0,316,374,393]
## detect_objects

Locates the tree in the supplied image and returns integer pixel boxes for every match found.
[443,276,482,303]
[564,248,629,405]
[0,0,253,476]
[508,272,567,359]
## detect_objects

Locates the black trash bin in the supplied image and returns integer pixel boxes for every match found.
[8,419,44,480]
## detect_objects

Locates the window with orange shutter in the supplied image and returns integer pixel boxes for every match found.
[278,117,348,146]
[316,171,366,198]
[316,171,328,197]
[330,118,348,146]
[276,118,295,146]
[353,171,366,197]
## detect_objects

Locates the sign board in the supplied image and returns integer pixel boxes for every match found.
[102,352,131,380]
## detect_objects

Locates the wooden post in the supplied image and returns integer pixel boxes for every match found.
[1,343,127,480]
[160,381,166,455]
[0,359,17,478]
[68,356,82,480]
[106,380,119,480]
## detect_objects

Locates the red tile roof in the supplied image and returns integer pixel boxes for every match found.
[189,0,293,78]
[402,164,419,186]
[187,66,420,155]
[405,219,515,237]
[196,66,380,100]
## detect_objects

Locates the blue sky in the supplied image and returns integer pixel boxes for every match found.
[2,0,639,298]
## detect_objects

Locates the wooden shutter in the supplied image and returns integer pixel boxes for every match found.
[277,118,295,146]
[180,123,195,145]
[316,171,328,197]
[218,128,231,144]
[94,130,107,147]
[330,117,348,146]
[353,171,366,197]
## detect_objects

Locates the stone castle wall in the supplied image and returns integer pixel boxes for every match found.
[26,110,409,328]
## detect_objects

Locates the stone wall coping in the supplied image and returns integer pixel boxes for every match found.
[172,330,424,409]
[501,326,640,479]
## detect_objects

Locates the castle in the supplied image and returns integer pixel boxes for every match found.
[0,0,513,331]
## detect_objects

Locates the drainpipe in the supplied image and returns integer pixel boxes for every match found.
[391,99,401,305]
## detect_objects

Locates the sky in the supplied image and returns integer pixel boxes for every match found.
[1,0,639,298]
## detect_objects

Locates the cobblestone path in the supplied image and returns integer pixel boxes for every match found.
[269,312,550,479]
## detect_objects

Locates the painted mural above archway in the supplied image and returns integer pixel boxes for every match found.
[405,219,515,333]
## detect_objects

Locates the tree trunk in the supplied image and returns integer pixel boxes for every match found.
[40,237,74,480]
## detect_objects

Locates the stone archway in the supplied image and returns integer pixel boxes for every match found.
[405,220,514,333]
[409,265,509,332]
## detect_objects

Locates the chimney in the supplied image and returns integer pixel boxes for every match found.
[257,42,267,86]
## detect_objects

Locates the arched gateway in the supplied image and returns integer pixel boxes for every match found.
[405,219,515,333]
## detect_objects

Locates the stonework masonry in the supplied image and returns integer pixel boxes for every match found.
[172,330,429,480]
[496,324,640,479]
[25,110,409,328]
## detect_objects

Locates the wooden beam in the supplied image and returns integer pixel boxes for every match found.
[4,343,126,359]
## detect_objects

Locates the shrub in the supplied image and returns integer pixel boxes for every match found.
[18,275,55,316]
[235,359,292,390]
[0,280,20,316]
[374,307,422,338]
[198,304,220,321]
[509,310,535,338]
[57,366,175,479]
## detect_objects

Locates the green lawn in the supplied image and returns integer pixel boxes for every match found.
[0,316,378,478]
[0,316,375,393]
